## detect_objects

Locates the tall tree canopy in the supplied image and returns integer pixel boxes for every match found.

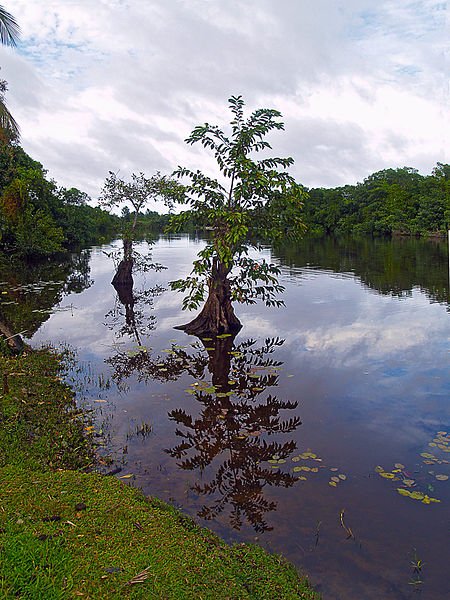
[167,95,306,335]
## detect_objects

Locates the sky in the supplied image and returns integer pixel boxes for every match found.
[0,0,449,204]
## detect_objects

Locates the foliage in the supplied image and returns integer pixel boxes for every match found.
[303,164,450,237]
[0,5,20,142]
[0,142,118,256]
[0,79,19,143]
[0,4,19,46]
[167,95,306,312]
[100,170,178,236]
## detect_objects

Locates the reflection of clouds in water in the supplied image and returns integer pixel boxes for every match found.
[276,275,450,369]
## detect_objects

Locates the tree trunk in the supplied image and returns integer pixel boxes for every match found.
[111,238,133,288]
[176,259,242,336]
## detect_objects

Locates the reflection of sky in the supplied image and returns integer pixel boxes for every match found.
[29,236,450,599]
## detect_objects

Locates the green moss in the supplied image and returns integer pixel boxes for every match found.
[0,349,319,599]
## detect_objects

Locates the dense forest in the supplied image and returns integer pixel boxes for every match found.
[0,141,119,256]
[303,163,450,237]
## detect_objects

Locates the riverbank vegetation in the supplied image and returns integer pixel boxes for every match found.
[0,142,119,257]
[0,346,319,599]
[303,163,450,237]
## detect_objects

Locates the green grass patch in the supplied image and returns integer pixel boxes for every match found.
[0,468,318,599]
[0,347,95,472]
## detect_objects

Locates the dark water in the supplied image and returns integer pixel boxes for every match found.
[1,235,450,599]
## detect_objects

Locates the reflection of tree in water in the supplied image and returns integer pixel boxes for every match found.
[0,251,92,351]
[104,279,163,346]
[104,241,165,346]
[276,236,450,306]
[107,335,302,532]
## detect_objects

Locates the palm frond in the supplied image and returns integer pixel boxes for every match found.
[0,5,20,46]
[0,98,20,140]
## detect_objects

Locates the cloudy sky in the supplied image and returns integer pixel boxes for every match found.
[1,0,449,202]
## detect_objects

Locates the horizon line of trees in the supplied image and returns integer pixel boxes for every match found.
[303,163,450,238]
[1,139,448,259]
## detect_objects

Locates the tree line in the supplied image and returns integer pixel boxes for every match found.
[0,142,119,256]
[303,164,450,237]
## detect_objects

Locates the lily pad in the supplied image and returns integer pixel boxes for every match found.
[379,472,397,480]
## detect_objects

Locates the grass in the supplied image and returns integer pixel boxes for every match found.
[0,347,319,599]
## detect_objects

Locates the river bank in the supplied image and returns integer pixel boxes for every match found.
[0,346,319,599]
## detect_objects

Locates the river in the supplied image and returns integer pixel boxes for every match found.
[1,234,449,599]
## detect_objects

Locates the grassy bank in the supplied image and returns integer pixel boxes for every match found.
[0,348,319,599]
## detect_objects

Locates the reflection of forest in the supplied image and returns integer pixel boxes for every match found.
[275,236,450,306]
[0,251,92,348]
[107,335,302,532]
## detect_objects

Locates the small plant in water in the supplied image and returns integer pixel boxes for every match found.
[408,549,424,588]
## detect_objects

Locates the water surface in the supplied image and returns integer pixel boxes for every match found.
[2,235,449,599]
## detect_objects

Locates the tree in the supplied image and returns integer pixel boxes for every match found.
[100,171,176,235]
[0,5,20,142]
[168,95,306,335]
[100,170,177,287]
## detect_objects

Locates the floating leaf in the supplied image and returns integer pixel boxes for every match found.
[331,476,340,483]
[394,463,405,469]
[292,457,301,462]
[420,453,435,459]
[435,474,449,481]
[402,479,415,487]
[338,474,347,480]
[375,466,384,473]
[410,491,425,500]
[119,474,134,479]
[293,466,304,473]
[328,481,337,487]
[379,472,397,479]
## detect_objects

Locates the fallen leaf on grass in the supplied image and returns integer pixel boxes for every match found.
[125,566,150,585]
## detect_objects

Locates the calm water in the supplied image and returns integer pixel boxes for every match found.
[1,235,450,599]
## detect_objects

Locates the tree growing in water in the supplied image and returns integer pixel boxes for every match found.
[168,95,306,335]
[100,171,175,287]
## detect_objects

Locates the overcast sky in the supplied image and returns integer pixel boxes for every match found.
[1,0,449,203]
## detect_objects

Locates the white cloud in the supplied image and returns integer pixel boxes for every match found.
[0,0,448,199]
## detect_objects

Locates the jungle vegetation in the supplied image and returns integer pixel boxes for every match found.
[303,163,450,237]
[0,141,119,256]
